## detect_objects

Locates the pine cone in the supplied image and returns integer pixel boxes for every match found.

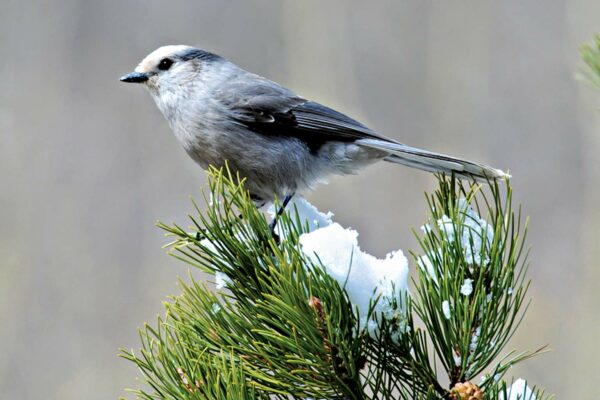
[450,381,483,400]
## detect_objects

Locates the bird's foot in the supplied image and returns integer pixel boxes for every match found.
[267,193,294,245]
[268,219,281,244]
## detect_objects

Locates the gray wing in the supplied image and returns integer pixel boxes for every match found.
[216,74,393,152]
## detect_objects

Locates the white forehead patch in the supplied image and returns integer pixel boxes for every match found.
[135,45,194,73]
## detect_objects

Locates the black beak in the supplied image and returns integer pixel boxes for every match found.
[120,71,149,83]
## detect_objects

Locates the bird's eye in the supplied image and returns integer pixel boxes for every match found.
[158,58,174,71]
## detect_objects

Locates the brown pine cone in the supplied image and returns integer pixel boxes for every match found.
[449,381,483,400]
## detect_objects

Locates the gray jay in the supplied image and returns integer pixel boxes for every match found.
[121,45,507,208]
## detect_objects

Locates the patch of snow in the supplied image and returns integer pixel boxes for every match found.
[299,219,409,339]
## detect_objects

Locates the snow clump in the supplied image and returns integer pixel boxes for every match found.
[291,197,410,339]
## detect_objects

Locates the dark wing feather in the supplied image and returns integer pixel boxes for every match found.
[219,76,393,152]
[291,102,389,142]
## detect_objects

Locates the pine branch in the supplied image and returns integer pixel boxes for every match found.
[128,167,366,399]
[121,167,552,400]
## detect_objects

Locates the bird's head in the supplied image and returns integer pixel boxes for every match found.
[120,45,222,95]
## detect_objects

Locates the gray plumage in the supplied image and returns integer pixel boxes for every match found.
[121,45,508,203]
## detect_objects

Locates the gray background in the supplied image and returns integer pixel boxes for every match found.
[1,0,599,398]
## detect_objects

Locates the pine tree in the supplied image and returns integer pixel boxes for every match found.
[120,167,551,400]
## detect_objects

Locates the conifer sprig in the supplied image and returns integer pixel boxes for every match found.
[410,177,535,389]
[578,34,600,91]
[121,167,551,400]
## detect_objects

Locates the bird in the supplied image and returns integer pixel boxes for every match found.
[120,45,507,213]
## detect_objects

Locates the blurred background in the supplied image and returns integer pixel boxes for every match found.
[1,0,599,398]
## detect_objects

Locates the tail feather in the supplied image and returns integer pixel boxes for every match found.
[356,138,509,181]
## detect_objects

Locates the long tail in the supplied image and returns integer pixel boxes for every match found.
[356,138,509,181]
